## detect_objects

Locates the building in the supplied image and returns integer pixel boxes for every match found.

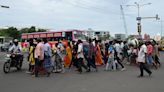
[83,30,110,40]
[115,34,126,40]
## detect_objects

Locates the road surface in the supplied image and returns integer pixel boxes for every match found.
[0,52,164,92]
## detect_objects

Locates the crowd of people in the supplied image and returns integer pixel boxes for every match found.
[9,38,162,78]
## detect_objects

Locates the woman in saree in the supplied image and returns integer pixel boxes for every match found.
[64,42,72,68]
[95,40,103,65]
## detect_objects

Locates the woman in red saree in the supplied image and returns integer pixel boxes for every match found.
[95,41,103,65]
[64,42,72,68]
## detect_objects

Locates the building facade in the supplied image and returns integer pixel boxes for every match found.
[83,30,110,40]
[115,34,126,40]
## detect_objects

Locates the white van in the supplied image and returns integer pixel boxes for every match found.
[0,36,13,51]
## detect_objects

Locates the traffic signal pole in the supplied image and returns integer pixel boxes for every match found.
[127,2,151,37]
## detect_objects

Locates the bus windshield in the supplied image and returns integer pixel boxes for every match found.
[0,38,4,44]
[74,34,86,40]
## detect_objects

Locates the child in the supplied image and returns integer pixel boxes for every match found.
[105,41,116,71]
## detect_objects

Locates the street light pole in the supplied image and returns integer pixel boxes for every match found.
[0,5,9,9]
[160,20,163,37]
[155,20,163,37]
[134,2,140,17]
[127,2,151,36]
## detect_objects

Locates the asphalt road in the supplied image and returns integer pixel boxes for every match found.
[0,52,164,92]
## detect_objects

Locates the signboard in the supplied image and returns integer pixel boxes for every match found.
[28,35,33,38]
[34,34,40,38]
[21,35,27,39]
[40,33,46,38]
[54,32,62,37]
[47,33,53,37]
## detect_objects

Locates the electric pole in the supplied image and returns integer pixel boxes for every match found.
[127,2,151,37]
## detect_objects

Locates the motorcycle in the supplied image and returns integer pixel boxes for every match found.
[3,53,23,73]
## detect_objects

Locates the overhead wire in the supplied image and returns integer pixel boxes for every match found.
[62,0,135,18]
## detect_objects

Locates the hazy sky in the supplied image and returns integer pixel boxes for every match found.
[0,0,163,37]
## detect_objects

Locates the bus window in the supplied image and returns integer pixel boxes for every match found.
[65,32,72,41]
[0,38,4,44]
[74,34,86,40]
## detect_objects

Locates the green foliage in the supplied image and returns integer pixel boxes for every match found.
[37,29,47,32]
[0,29,6,36]
[28,26,36,33]
[19,28,29,33]
[0,26,47,39]
[0,27,19,39]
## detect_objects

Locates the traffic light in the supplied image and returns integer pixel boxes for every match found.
[137,23,141,33]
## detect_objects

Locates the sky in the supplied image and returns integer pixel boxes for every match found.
[0,0,163,37]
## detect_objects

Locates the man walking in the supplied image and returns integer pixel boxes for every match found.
[77,40,88,73]
[43,38,52,77]
[34,39,44,77]
[137,42,152,77]
[87,38,97,72]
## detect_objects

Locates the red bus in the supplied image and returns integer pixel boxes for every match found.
[21,29,86,47]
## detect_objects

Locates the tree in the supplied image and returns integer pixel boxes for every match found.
[0,26,47,39]
[20,28,29,33]
[0,29,7,36]
[28,26,36,33]
[7,27,20,39]
[38,28,47,32]
[0,27,20,39]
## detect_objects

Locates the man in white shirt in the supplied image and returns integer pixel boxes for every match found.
[114,40,126,71]
[137,42,152,77]
[77,39,88,73]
